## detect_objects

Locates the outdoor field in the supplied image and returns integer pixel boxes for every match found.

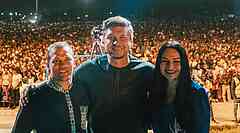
[1,102,240,133]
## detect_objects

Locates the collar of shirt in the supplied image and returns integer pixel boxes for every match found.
[47,80,72,93]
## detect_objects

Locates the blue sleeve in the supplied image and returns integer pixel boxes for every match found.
[192,81,210,133]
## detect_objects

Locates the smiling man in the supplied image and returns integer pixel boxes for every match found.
[12,42,84,133]
[72,16,154,133]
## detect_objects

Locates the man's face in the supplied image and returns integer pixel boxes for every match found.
[48,47,75,82]
[160,48,181,80]
[103,26,131,59]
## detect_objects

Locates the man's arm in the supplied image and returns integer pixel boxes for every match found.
[11,103,34,133]
[19,85,38,106]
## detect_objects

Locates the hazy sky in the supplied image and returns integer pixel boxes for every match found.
[0,0,115,8]
[0,0,233,11]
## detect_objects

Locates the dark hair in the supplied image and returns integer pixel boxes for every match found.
[151,40,193,131]
[102,16,133,33]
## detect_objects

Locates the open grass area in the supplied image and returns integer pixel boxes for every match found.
[210,126,240,133]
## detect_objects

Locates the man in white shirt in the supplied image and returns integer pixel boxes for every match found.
[11,69,22,108]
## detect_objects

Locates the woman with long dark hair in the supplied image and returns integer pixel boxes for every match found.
[149,41,210,133]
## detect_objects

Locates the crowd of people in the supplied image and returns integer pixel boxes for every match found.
[0,15,240,108]
[12,16,210,133]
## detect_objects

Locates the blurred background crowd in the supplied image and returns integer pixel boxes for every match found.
[0,14,240,108]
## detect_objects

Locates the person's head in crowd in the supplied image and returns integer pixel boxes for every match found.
[47,41,75,84]
[102,16,134,67]
[37,72,44,81]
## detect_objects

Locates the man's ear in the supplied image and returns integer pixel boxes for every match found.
[45,64,50,79]
[102,38,109,52]
[46,63,49,72]
[73,60,76,68]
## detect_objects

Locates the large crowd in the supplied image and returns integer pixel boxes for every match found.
[0,15,240,107]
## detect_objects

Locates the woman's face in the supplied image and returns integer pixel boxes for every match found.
[160,48,181,80]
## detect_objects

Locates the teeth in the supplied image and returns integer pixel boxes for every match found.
[167,72,175,74]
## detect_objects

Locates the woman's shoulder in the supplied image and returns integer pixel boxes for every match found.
[191,80,208,96]
[190,81,211,133]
